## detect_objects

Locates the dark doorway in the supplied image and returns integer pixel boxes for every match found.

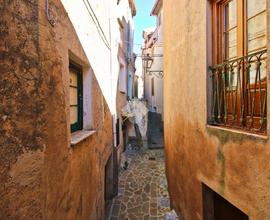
[105,155,113,219]
[203,184,249,220]
[104,150,118,220]
[147,112,164,149]
[116,118,120,147]
[122,118,128,151]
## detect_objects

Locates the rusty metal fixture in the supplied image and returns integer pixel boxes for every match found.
[142,53,154,70]
[149,71,164,79]
[142,54,164,78]
[209,49,267,134]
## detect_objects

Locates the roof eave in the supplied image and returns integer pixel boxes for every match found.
[150,0,162,16]
[129,0,137,16]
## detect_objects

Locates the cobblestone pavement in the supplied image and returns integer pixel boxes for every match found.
[109,148,171,220]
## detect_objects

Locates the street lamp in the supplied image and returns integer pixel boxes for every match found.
[142,53,153,70]
[142,53,163,78]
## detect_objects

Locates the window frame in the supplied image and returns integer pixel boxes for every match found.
[212,0,246,65]
[119,63,127,93]
[210,0,267,134]
[69,62,83,133]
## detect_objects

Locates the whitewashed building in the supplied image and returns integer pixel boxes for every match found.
[142,0,164,120]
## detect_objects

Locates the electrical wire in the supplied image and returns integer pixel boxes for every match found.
[82,0,111,49]
[85,0,110,44]
[137,54,163,57]
[121,40,164,46]
[82,1,163,52]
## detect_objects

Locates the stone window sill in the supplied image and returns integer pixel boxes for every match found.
[206,125,268,141]
[71,130,96,146]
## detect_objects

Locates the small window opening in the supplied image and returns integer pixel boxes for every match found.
[69,62,83,133]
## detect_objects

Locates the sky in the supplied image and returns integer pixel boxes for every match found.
[133,0,156,76]
[133,0,156,54]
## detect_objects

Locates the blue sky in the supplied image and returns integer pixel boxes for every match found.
[133,0,156,54]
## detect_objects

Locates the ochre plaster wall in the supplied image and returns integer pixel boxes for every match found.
[164,0,270,220]
[0,0,112,219]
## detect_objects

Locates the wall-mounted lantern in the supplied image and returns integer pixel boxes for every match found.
[142,53,154,70]
[142,54,164,79]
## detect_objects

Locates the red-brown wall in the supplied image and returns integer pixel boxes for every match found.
[164,0,270,220]
[0,0,113,219]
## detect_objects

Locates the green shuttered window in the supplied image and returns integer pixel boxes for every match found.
[69,63,83,133]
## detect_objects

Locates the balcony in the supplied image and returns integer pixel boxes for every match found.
[209,49,267,134]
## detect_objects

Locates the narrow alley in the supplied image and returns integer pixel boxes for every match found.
[109,148,170,220]
[1,0,270,219]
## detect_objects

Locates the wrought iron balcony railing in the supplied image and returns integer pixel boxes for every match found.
[209,49,267,134]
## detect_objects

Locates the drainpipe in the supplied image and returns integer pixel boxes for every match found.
[109,1,117,148]
[45,0,55,26]
[112,115,117,147]
[109,2,118,198]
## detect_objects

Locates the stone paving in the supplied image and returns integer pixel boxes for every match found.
[109,148,171,220]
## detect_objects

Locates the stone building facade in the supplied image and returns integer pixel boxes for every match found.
[143,0,164,120]
[164,0,270,220]
[62,0,137,169]
[0,0,115,219]
[115,0,137,167]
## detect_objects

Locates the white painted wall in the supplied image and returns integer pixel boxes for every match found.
[143,7,164,119]
[61,0,135,116]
